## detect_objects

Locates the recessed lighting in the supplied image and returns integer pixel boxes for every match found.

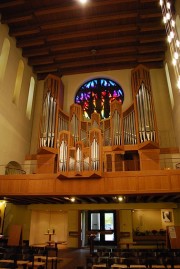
[118,196,123,202]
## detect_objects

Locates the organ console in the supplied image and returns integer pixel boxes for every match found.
[37,64,160,176]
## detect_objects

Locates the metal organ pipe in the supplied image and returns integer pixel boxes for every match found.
[40,91,57,148]
[59,140,68,172]
[76,146,82,172]
[91,137,99,171]
[123,110,136,145]
[40,92,50,147]
[71,113,79,146]
[113,110,121,146]
[136,83,156,143]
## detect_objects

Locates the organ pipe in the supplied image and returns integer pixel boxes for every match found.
[40,65,159,175]
[136,82,156,143]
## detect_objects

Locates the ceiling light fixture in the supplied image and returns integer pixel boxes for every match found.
[70,197,76,202]
[160,0,180,90]
[79,0,88,4]
[118,196,124,202]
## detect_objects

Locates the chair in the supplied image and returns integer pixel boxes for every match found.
[146,256,165,269]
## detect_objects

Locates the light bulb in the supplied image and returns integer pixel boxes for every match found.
[163,16,167,24]
[176,40,180,48]
[166,12,170,20]
[171,20,175,27]
[159,0,163,6]
[118,196,123,202]
[174,52,179,59]
[167,35,172,43]
[170,31,174,39]
[79,0,88,3]
[167,2,171,9]
[70,197,75,202]
[177,77,180,90]
[172,58,176,66]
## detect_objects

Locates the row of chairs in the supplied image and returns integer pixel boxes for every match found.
[87,248,180,269]
[95,249,180,258]
[89,257,180,269]
[0,245,60,269]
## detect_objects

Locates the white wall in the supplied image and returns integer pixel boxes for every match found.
[0,23,36,173]
[29,210,68,245]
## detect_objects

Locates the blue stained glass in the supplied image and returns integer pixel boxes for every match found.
[75,77,124,119]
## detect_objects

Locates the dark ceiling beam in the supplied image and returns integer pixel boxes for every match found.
[99,197,108,203]
[138,43,166,53]
[2,193,180,205]
[33,51,164,73]
[36,60,163,79]
[52,197,66,203]
[28,44,165,66]
[46,24,138,42]
[9,12,138,37]
[41,12,135,31]
[16,24,138,48]
[86,197,98,203]
[50,37,138,53]
[33,56,138,73]
[146,195,156,202]
[2,14,33,24]
[22,47,50,57]
[10,28,40,37]
[28,47,137,65]
[34,0,137,16]
[140,24,165,32]
[166,195,180,202]
[16,23,164,49]
[0,0,25,8]
[33,65,58,74]
[29,57,54,66]
[139,34,165,43]
[156,195,170,202]
[17,38,45,48]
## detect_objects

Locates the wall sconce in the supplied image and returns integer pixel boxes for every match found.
[160,0,180,90]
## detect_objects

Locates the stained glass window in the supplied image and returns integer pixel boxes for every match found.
[75,78,124,119]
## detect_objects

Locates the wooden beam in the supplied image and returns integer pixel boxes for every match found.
[0,0,25,8]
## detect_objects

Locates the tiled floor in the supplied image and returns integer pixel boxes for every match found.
[56,247,90,269]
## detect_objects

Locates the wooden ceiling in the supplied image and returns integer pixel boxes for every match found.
[0,0,171,80]
[1,194,180,205]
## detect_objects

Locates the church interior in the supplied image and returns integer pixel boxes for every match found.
[0,0,180,268]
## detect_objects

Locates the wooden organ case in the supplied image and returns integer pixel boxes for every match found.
[37,74,64,173]
[37,65,160,176]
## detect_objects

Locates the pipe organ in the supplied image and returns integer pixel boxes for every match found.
[37,65,160,176]
[131,64,158,145]
[90,129,102,171]
[123,105,136,145]
[70,104,82,146]
[39,74,64,149]
[111,100,123,147]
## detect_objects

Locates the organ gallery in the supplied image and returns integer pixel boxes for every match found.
[37,64,160,177]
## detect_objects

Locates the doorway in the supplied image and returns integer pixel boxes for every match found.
[87,210,117,245]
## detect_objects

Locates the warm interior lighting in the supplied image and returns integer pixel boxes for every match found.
[70,197,75,202]
[160,0,180,90]
[78,0,88,4]
[118,196,124,202]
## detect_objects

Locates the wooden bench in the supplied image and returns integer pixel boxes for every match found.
[27,261,45,269]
